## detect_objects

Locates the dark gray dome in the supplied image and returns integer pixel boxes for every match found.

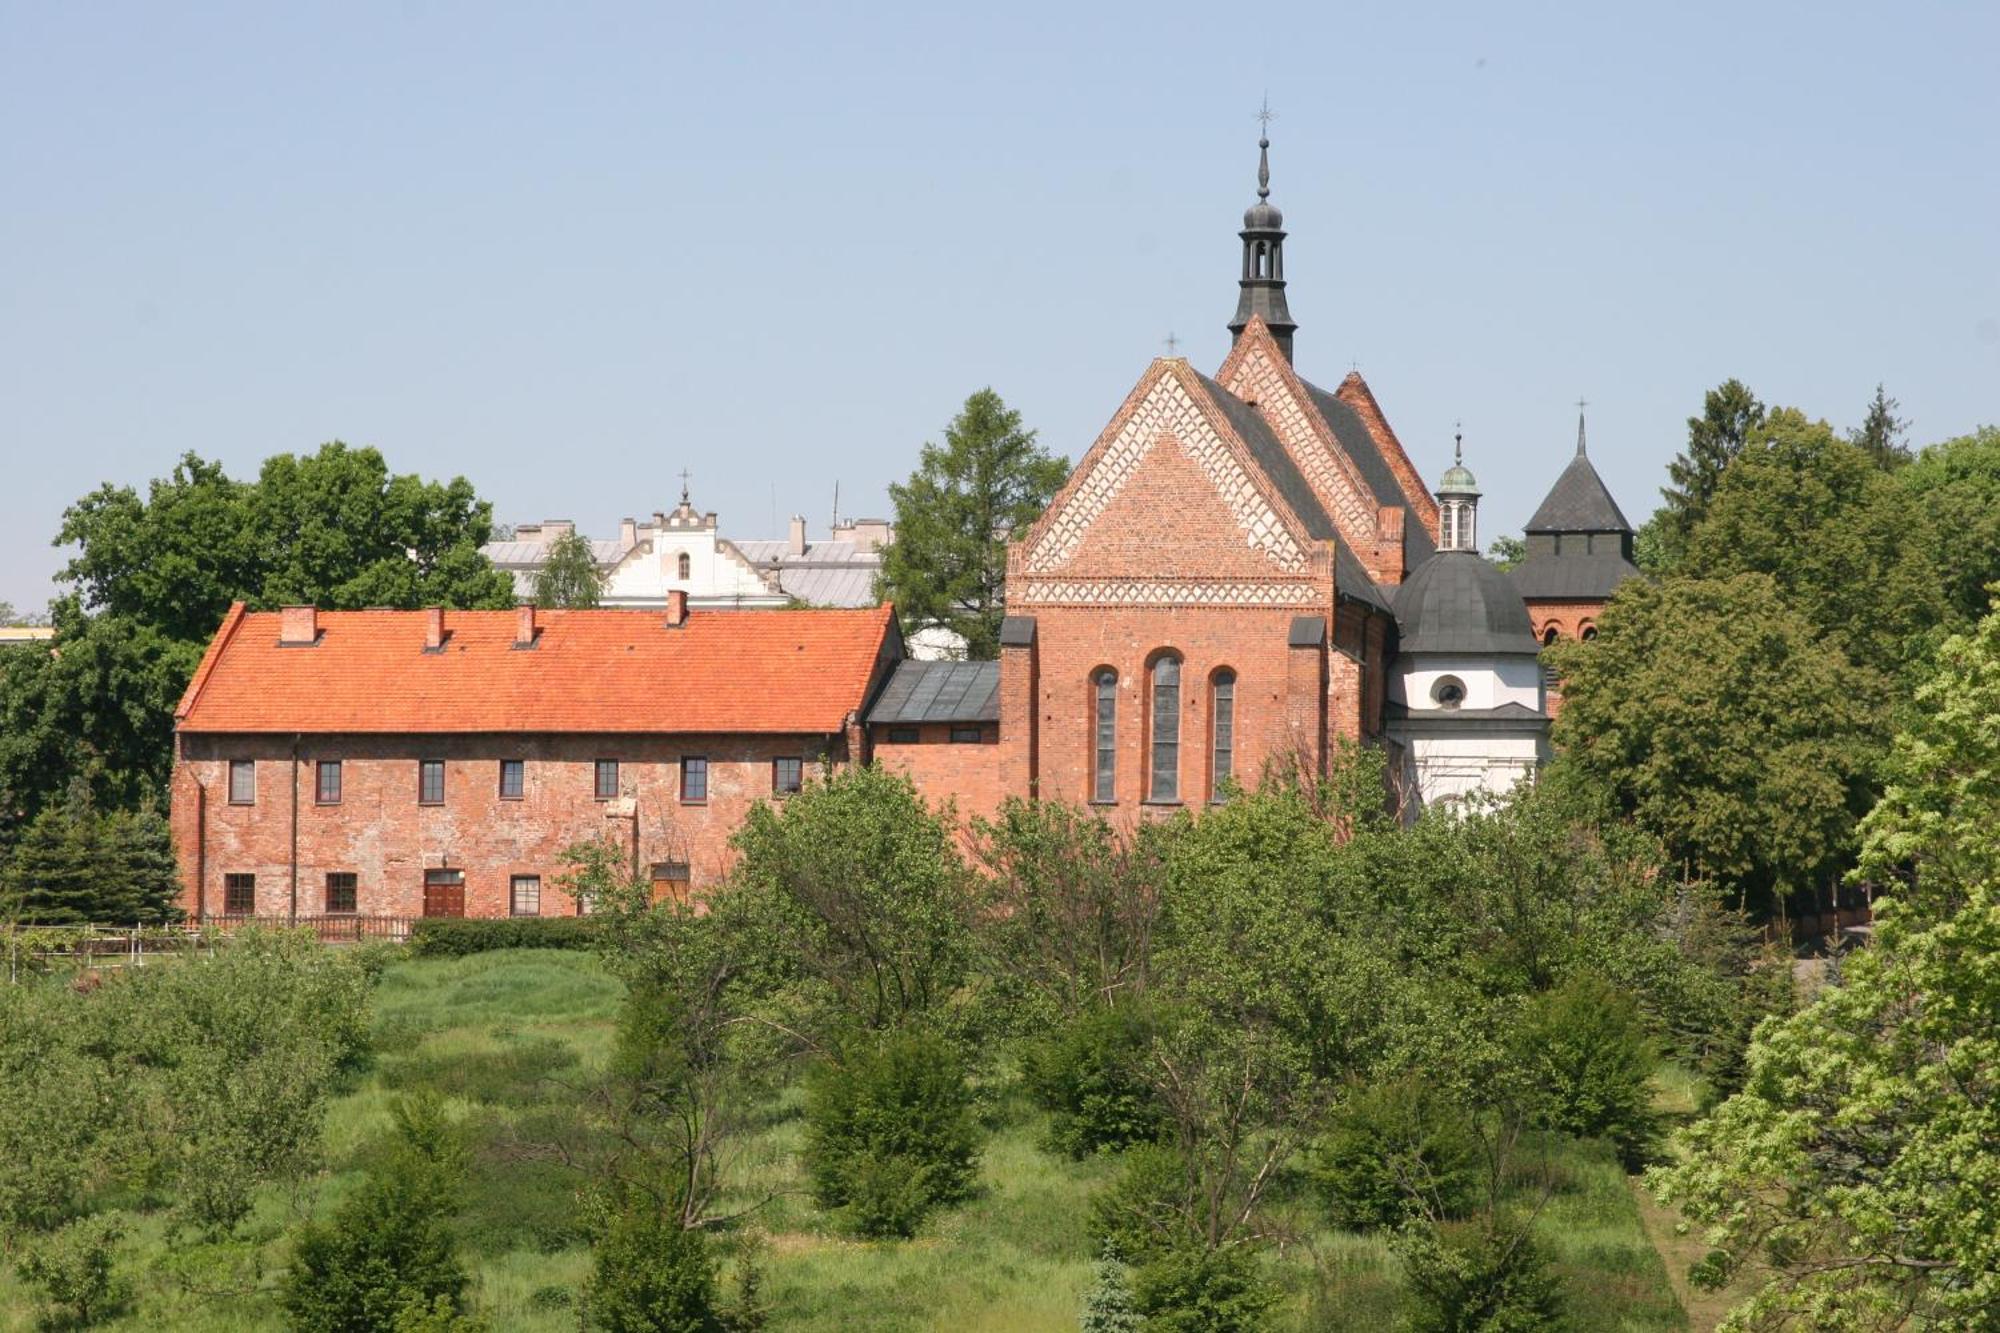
[1242,200,1284,231]
[1394,552,1542,655]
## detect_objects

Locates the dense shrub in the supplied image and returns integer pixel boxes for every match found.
[1514,975,1659,1168]
[581,1191,719,1333]
[1131,1243,1274,1333]
[282,1093,474,1333]
[803,1028,979,1237]
[407,915,604,957]
[1312,1077,1482,1230]
[13,1214,131,1328]
[1021,1003,1164,1157]
[1397,1221,1568,1332]
[1089,1142,1187,1264]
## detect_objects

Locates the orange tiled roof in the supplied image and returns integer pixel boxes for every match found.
[175,604,898,735]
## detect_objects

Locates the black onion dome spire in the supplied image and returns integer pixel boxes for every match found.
[1229,102,1297,362]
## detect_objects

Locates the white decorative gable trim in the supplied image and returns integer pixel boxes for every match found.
[1011,578,1326,608]
[1024,372,1307,575]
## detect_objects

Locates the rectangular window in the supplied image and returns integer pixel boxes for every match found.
[1093,670,1117,804]
[315,760,342,805]
[325,872,357,914]
[499,759,524,800]
[228,760,256,805]
[772,756,803,796]
[510,875,540,917]
[949,725,983,743]
[887,726,919,744]
[594,759,620,800]
[1210,671,1235,803]
[681,756,708,803]
[423,868,466,918]
[1149,657,1180,803]
[419,759,445,805]
[224,872,255,915]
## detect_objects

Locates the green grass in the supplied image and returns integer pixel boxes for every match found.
[0,950,1694,1330]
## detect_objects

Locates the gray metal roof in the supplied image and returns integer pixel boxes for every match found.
[1393,552,1542,655]
[734,538,883,608]
[1194,374,1394,614]
[866,660,1000,725]
[1509,554,1642,601]
[1383,700,1549,734]
[1524,452,1632,533]
[1301,381,1439,570]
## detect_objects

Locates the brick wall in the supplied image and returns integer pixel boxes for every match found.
[1521,598,1607,720]
[172,731,848,919]
[869,722,1005,824]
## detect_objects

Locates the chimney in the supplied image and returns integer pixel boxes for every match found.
[543,519,574,541]
[619,517,637,547]
[788,514,807,557]
[847,518,892,552]
[279,605,318,645]
[515,604,537,648]
[665,589,688,629]
[424,607,446,651]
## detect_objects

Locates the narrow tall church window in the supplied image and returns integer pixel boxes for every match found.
[1210,669,1236,801]
[677,552,691,580]
[1092,669,1117,803]
[1149,655,1181,802]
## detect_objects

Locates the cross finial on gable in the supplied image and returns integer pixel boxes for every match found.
[678,468,692,505]
[1163,331,1181,356]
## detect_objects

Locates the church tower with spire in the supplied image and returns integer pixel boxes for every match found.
[1509,405,1641,648]
[1227,116,1297,361]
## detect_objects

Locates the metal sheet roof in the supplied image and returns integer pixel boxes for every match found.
[865,660,1001,725]
[1509,554,1642,601]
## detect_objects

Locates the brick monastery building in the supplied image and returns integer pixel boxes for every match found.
[169,136,1637,920]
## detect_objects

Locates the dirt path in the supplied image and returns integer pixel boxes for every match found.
[1626,1176,1753,1332]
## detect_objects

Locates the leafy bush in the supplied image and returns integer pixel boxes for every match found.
[1312,1076,1482,1230]
[1514,975,1659,1168]
[14,1214,132,1328]
[407,915,604,957]
[582,1191,719,1333]
[281,1092,474,1332]
[1131,1243,1274,1333]
[803,1028,979,1237]
[1396,1221,1568,1332]
[1021,1003,1164,1157]
[1089,1142,1187,1265]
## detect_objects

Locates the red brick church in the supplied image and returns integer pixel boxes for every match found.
[169,135,1636,919]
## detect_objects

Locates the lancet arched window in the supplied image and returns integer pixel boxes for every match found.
[1148,654,1181,803]
[1092,669,1117,804]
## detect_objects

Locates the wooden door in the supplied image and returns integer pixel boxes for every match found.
[423,869,466,917]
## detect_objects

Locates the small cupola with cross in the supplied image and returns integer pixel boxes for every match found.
[1227,99,1298,362]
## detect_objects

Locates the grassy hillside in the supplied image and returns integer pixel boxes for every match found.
[0,950,1693,1330]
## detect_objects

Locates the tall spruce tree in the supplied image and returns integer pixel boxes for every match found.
[879,389,1067,660]
[3,782,101,924]
[1654,378,1765,566]
[1849,382,1912,470]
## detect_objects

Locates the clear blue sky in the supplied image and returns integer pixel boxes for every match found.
[4,0,1996,616]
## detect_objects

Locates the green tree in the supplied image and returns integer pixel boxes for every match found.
[1079,1241,1143,1333]
[582,1189,719,1333]
[1484,534,1525,572]
[13,1215,132,1329]
[1650,886,2000,1326]
[1654,379,1765,566]
[282,1092,473,1333]
[1895,424,2000,627]
[728,765,972,1038]
[879,389,1067,659]
[1680,409,1944,680]
[1856,600,2000,908]
[1848,382,1911,469]
[1513,975,1658,1168]
[802,1027,980,1238]
[532,530,606,608]
[2,783,101,923]
[1550,574,1885,912]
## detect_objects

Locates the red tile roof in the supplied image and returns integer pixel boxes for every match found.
[176,603,898,735]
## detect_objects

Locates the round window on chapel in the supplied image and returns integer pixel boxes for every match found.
[1430,675,1467,709]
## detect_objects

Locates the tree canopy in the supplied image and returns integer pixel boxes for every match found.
[532,530,606,608]
[878,389,1067,660]
[1652,378,1766,568]
[1549,573,1885,911]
